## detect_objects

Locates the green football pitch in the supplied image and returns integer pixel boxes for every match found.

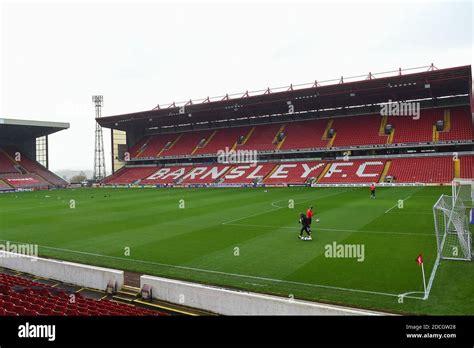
[0,186,473,315]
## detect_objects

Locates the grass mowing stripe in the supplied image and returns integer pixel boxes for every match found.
[223,188,357,225]
[0,238,425,301]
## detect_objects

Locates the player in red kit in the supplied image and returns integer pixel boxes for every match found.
[370,183,376,199]
[306,206,314,232]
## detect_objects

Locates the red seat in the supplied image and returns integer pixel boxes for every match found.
[0,273,168,316]
[23,309,38,316]
[4,302,15,311]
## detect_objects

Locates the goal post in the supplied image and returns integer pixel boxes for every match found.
[433,194,472,261]
[452,179,474,209]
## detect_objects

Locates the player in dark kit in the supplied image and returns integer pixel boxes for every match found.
[299,213,312,240]
[370,183,376,199]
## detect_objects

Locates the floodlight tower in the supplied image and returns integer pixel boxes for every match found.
[92,95,106,182]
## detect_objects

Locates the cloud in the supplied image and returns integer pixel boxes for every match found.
[1,0,471,172]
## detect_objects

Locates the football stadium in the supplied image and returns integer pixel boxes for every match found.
[0,64,473,320]
[1,0,474,345]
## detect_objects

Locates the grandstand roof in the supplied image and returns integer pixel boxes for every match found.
[0,118,70,141]
[98,65,472,132]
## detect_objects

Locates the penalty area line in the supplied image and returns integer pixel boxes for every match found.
[0,238,425,302]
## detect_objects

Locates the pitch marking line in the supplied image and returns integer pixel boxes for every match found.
[222,188,357,225]
[223,223,434,236]
[0,238,426,302]
[387,212,432,215]
[222,207,281,225]
[384,195,412,214]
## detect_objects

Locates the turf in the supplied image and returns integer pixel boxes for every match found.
[0,186,473,315]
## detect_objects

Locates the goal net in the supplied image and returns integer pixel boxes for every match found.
[433,193,472,261]
[452,179,474,208]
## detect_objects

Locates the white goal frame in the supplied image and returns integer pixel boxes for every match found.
[433,193,472,261]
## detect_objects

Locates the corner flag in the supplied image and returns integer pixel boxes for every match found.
[416,254,423,266]
[416,254,427,299]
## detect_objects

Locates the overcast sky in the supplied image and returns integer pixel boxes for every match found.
[1,0,472,172]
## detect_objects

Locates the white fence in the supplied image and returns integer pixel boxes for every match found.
[0,251,123,291]
[140,275,384,316]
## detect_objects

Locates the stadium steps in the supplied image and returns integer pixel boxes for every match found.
[322,119,336,147]
[0,179,14,188]
[378,116,390,143]
[14,165,25,174]
[322,119,333,140]
[112,294,136,304]
[316,163,331,183]
[119,284,211,316]
[273,124,286,149]
[434,109,451,143]
[135,137,151,157]
[378,116,387,135]
[115,285,210,315]
[327,133,337,148]
[233,127,255,150]
[117,288,139,297]
[432,125,439,142]
[379,160,392,183]
[454,157,461,178]
[191,130,217,155]
[387,128,395,144]
[122,284,140,292]
[167,133,184,150]
[276,135,286,150]
[159,133,183,157]
[444,109,451,132]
